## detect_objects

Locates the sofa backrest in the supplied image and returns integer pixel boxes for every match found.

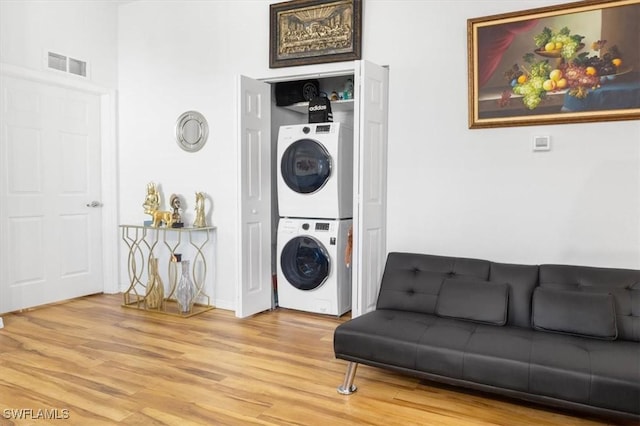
[376,252,539,328]
[539,264,640,342]
[489,262,539,328]
[376,253,490,315]
[375,253,640,339]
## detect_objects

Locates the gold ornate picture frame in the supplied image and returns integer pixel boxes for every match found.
[270,0,362,68]
[468,0,640,128]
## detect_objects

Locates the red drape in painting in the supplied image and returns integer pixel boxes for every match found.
[477,19,539,88]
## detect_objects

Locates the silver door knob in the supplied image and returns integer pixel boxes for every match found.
[86,201,102,207]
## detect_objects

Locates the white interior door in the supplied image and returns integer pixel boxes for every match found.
[352,60,389,318]
[0,75,103,314]
[237,75,272,318]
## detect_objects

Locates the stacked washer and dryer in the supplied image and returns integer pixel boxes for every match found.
[276,122,353,316]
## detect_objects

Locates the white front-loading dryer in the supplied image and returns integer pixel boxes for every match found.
[277,122,353,219]
[277,217,352,316]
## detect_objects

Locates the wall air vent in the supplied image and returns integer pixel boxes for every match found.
[68,57,87,77]
[48,52,67,71]
[47,51,88,77]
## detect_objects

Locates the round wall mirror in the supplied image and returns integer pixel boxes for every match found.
[175,111,209,152]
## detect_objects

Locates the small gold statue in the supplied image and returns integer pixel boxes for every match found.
[193,192,207,227]
[143,182,160,214]
[143,182,174,228]
[170,194,184,228]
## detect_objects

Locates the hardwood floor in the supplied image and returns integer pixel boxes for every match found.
[0,294,623,425]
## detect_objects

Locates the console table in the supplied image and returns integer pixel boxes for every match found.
[120,225,216,317]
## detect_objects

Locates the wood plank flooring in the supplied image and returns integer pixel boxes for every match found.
[0,294,626,425]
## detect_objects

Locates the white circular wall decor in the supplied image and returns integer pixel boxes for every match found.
[175,110,209,152]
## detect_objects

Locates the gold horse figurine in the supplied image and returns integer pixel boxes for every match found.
[143,182,174,227]
[149,210,174,228]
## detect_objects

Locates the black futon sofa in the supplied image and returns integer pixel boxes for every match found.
[334,252,640,421]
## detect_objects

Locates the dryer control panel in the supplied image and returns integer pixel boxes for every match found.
[315,222,330,231]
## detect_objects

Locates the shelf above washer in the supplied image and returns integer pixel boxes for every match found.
[282,99,354,114]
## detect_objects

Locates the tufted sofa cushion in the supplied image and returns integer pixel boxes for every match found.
[376,253,490,314]
[539,264,640,342]
[436,278,509,325]
[376,253,540,327]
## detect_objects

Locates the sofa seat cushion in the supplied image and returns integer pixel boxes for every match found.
[334,309,640,415]
[454,326,533,392]
[333,309,437,370]
[588,341,640,413]
[529,332,640,414]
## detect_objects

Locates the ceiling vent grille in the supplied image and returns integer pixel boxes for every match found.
[47,51,87,77]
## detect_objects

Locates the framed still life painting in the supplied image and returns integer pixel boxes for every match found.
[468,0,640,128]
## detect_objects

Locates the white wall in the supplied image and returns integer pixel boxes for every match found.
[1,0,637,312]
[117,1,257,309]
[2,0,637,313]
[0,0,119,89]
[117,0,640,311]
[367,1,640,268]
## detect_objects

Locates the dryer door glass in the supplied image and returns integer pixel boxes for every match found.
[281,139,332,194]
[280,236,329,291]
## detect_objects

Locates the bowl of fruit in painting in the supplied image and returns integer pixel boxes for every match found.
[505,28,627,108]
[535,43,585,58]
[533,27,585,59]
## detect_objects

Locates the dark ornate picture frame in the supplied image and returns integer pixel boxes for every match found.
[270,0,362,68]
[468,0,640,128]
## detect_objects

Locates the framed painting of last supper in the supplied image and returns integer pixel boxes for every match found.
[468,0,640,128]
[270,0,362,68]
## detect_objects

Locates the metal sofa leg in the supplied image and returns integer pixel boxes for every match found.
[337,362,358,395]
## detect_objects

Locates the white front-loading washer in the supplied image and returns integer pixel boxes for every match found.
[277,217,352,316]
[277,122,353,219]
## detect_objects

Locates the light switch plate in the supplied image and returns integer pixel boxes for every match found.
[533,135,551,151]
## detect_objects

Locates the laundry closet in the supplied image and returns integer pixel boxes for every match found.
[237,60,388,319]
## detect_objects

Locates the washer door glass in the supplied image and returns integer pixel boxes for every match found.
[281,236,329,291]
[281,139,331,194]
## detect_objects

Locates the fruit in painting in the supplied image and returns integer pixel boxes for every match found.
[549,69,563,82]
[556,78,568,89]
[542,79,556,91]
[502,31,623,110]
[563,64,600,98]
[534,27,585,59]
